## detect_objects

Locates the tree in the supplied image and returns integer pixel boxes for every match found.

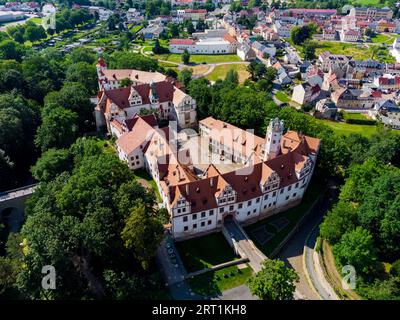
[120,77,133,87]
[320,201,358,245]
[187,78,212,119]
[246,259,299,300]
[225,69,239,85]
[23,25,46,43]
[182,49,190,65]
[333,227,378,275]
[165,68,178,78]
[178,68,192,87]
[0,40,25,61]
[31,148,72,182]
[303,40,317,60]
[69,47,96,64]
[108,51,158,71]
[35,106,79,152]
[168,23,179,37]
[290,24,317,45]
[121,203,164,270]
[66,62,98,94]
[186,21,195,35]
[44,83,94,131]
[0,149,14,191]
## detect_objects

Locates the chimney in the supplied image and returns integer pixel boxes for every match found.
[185,184,189,196]
[210,177,214,187]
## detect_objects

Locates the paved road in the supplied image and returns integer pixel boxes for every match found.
[156,234,203,300]
[0,184,37,202]
[304,222,339,300]
[215,284,256,300]
[276,183,340,300]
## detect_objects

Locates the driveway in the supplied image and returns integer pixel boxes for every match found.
[276,182,340,300]
[156,233,203,300]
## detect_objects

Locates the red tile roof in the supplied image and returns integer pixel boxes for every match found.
[170,39,195,45]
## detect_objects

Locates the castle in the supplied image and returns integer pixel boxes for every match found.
[115,114,320,240]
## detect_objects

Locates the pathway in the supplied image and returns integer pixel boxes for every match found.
[139,45,249,77]
[156,233,203,300]
[276,182,340,300]
[223,218,267,273]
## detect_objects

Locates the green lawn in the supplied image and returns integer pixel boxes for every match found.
[371,33,393,44]
[29,17,42,25]
[187,265,253,297]
[175,232,236,272]
[205,64,249,83]
[133,169,162,202]
[154,53,241,64]
[275,90,291,103]
[343,112,369,121]
[308,40,396,63]
[316,119,380,138]
[245,181,322,256]
[130,24,143,34]
[350,0,381,5]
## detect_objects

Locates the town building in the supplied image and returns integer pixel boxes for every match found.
[373,74,400,90]
[349,7,393,21]
[291,83,321,106]
[169,34,237,54]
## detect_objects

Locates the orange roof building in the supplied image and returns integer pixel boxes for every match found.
[115,115,320,240]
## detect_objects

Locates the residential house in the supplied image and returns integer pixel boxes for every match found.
[291,83,321,105]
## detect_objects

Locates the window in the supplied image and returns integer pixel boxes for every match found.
[201,221,205,227]
[182,208,186,213]
[184,226,188,231]
[209,210,214,216]
[247,211,250,216]
[178,209,181,213]
[201,212,206,218]
[193,224,197,229]
[293,193,297,197]
[238,203,243,209]
[280,189,284,194]
[229,205,234,211]
[193,214,197,220]
[219,208,224,213]
[264,194,268,200]
[135,155,139,159]
[286,196,289,200]
[295,182,299,188]
[253,209,256,213]
[256,198,260,203]
[136,161,140,165]
[288,185,292,191]
[248,200,252,206]
[264,205,267,209]
[273,191,276,197]
[183,216,188,222]
[208,220,212,225]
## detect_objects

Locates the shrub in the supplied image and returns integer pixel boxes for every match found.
[390,259,400,277]
[342,111,376,125]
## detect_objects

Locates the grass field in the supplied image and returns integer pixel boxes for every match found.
[275,90,291,103]
[175,232,236,273]
[314,40,395,63]
[133,169,162,202]
[316,119,381,137]
[244,182,322,256]
[154,53,242,64]
[187,265,253,297]
[371,33,393,44]
[205,64,250,83]
[29,17,43,25]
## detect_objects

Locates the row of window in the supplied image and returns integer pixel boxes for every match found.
[183,210,214,222]
[183,219,212,231]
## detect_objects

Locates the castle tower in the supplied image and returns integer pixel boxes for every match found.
[263,118,284,161]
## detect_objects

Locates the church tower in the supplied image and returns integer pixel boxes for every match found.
[263,118,284,161]
[96,57,107,90]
